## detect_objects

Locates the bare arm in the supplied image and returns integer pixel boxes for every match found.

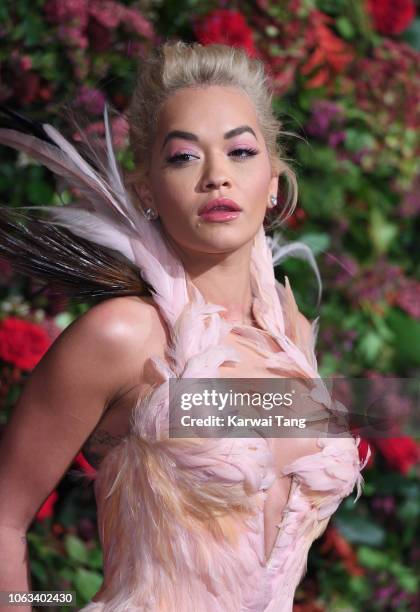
[0,297,155,610]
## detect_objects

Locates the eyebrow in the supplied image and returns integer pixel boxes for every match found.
[161,125,258,150]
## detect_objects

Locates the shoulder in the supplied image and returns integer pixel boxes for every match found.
[30,295,170,414]
[40,295,169,397]
[66,295,169,351]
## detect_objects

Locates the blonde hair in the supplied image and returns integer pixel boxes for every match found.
[127,41,298,225]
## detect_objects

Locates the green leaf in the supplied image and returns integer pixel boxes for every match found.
[65,534,88,564]
[319,353,339,377]
[348,575,371,598]
[336,16,355,40]
[296,142,338,170]
[368,208,398,255]
[357,331,383,363]
[357,546,389,569]
[30,559,48,583]
[389,562,419,593]
[386,308,420,366]
[344,129,375,153]
[335,516,386,546]
[87,547,103,570]
[73,568,103,602]
[299,232,331,255]
[26,180,55,205]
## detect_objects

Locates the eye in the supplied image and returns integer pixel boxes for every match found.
[166,147,259,165]
[229,147,259,159]
[166,152,198,164]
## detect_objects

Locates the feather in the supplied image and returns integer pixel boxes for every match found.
[43,123,137,228]
[0,103,56,145]
[0,207,149,300]
[0,127,129,229]
[103,105,126,201]
[0,107,188,321]
[267,231,323,309]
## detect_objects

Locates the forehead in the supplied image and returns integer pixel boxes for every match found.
[155,86,260,134]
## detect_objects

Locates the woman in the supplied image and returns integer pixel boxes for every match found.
[0,41,367,611]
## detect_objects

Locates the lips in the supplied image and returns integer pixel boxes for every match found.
[198,197,242,216]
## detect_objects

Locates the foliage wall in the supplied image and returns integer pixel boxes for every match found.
[0,1,419,610]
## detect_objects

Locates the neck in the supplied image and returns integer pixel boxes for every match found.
[165,234,256,326]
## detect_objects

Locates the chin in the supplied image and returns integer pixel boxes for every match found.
[191,230,259,254]
[163,215,262,253]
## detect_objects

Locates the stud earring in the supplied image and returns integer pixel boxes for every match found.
[269,195,277,208]
[143,206,158,221]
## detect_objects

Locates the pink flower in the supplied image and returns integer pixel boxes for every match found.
[74,116,128,150]
[57,25,88,49]
[20,56,32,71]
[44,0,89,28]
[393,279,420,319]
[119,8,155,39]
[110,115,129,149]
[88,0,123,29]
[75,85,106,115]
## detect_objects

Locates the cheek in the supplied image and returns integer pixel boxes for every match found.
[246,164,272,207]
[152,176,190,217]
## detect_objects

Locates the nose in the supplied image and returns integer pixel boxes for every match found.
[199,155,232,192]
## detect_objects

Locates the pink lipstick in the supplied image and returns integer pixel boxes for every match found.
[198,197,242,223]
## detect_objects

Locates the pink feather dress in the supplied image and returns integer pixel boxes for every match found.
[0,110,368,611]
[78,225,368,612]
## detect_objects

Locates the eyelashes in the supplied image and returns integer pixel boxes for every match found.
[166,148,259,165]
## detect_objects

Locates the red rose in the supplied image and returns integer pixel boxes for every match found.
[374,435,419,474]
[0,317,51,371]
[366,0,416,36]
[193,9,257,57]
[36,490,59,521]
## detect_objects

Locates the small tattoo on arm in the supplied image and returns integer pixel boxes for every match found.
[82,428,127,468]
[85,428,126,448]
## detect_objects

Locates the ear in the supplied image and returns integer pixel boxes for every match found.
[133,179,153,204]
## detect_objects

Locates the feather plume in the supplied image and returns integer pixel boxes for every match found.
[0,207,149,300]
[267,231,323,308]
[0,104,56,145]
[0,106,189,316]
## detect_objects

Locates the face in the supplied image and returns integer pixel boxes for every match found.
[140,85,278,259]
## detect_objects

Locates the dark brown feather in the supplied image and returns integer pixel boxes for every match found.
[0,206,152,302]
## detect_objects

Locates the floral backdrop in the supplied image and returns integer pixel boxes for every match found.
[0,0,419,610]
